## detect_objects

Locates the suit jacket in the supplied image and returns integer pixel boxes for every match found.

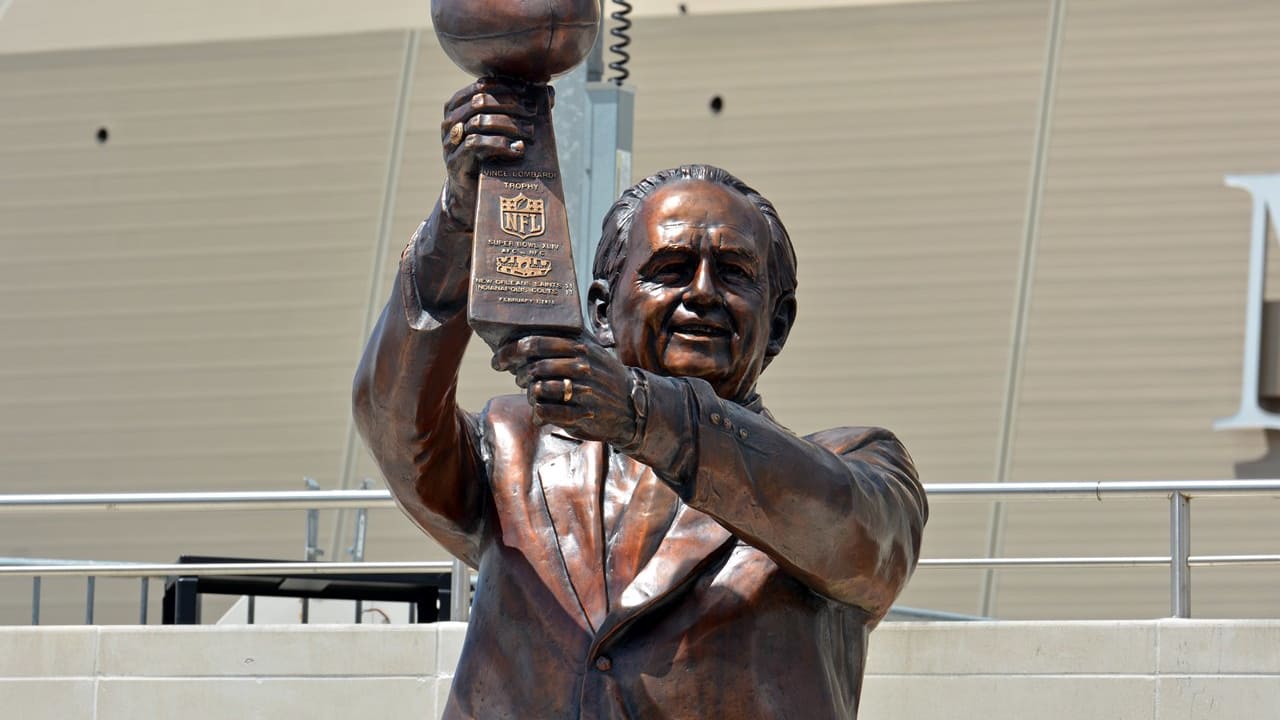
[353,210,928,719]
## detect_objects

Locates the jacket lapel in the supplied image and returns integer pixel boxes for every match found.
[535,428,608,631]
[597,460,734,643]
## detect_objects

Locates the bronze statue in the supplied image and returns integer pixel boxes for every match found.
[354,4,927,717]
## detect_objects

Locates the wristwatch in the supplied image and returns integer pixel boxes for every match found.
[626,368,649,447]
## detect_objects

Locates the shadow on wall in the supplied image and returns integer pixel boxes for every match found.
[1234,430,1280,478]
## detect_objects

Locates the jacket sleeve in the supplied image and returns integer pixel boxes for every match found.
[626,372,928,622]
[352,199,490,566]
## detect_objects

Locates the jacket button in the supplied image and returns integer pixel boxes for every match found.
[710,413,722,425]
[594,655,612,672]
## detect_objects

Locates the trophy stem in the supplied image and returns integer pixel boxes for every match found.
[468,86,584,350]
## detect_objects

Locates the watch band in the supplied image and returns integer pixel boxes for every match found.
[624,367,650,449]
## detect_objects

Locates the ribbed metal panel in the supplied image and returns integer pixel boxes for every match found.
[0,32,408,623]
[1001,0,1280,618]
[628,2,1049,614]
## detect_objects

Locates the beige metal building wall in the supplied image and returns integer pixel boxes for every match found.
[2,0,1278,623]
[624,0,1049,617]
[999,0,1280,618]
[0,33,414,623]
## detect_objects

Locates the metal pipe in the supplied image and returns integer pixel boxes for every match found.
[348,479,373,562]
[1171,492,1192,618]
[0,490,396,513]
[450,558,471,621]
[85,577,95,624]
[926,479,1280,501]
[3,555,1277,579]
[1189,554,1280,566]
[885,606,990,622]
[139,578,149,625]
[0,481,1277,514]
[31,577,40,625]
[2,557,145,566]
[304,478,324,562]
[0,561,455,579]
[921,557,1171,569]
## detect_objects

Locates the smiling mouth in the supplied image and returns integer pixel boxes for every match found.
[670,322,730,339]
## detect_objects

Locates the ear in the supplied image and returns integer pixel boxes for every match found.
[588,279,615,347]
[764,292,796,363]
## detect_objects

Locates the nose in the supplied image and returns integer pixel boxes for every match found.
[684,258,718,309]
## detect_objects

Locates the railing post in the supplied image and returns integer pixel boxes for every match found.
[1170,491,1192,618]
[347,479,373,562]
[304,478,324,562]
[31,576,41,625]
[450,558,471,621]
[85,576,96,624]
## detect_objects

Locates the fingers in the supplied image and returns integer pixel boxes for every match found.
[513,357,588,389]
[446,134,526,171]
[467,113,533,140]
[441,99,535,139]
[444,79,537,114]
[530,379,578,404]
[529,401,586,428]
[441,82,540,180]
[492,335,585,373]
[442,82,536,137]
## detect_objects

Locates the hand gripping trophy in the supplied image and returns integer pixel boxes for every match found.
[432,0,601,350]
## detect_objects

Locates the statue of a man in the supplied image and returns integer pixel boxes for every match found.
[353,79,928,719]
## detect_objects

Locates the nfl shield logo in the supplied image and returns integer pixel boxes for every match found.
[500,194,546,241]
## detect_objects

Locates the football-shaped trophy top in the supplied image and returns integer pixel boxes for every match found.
[431,0,601,82]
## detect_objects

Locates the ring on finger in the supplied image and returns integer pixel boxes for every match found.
[562,378,573,403]
[448,122,464,147]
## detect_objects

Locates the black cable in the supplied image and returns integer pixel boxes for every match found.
[608,0,633,86]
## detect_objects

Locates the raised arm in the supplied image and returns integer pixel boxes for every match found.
[352,80,537,564]
[352,200,487,564]
[633,374,927,622]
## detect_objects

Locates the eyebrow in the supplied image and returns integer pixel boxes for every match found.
[647,243,760,263]
[714,246,759,264]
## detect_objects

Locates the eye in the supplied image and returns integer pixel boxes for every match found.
[718,260,754,282]
[643,255,693,284]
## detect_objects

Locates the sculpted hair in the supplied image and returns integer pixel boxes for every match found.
[592,164,799,311]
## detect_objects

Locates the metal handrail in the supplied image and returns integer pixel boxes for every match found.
[0,490,396,513]
[3,479,1279,513]
[3,480,1279,621]
[0,561,455,578]
[924,479,1280,499]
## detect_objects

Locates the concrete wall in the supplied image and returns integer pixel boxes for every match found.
[861,620,1280,719]
[0,620,1275,719]
[0,623,467,719]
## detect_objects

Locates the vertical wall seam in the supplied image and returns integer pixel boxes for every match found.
[91,627,100,720]
[979,0,1067,617]
[332,28,421,560]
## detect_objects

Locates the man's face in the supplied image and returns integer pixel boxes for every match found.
[604,179,776,402]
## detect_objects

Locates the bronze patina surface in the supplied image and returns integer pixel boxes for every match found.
[431,0,600,81]
[467,85,581,349]
[433,0,597,349]
[356,12,927,718]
